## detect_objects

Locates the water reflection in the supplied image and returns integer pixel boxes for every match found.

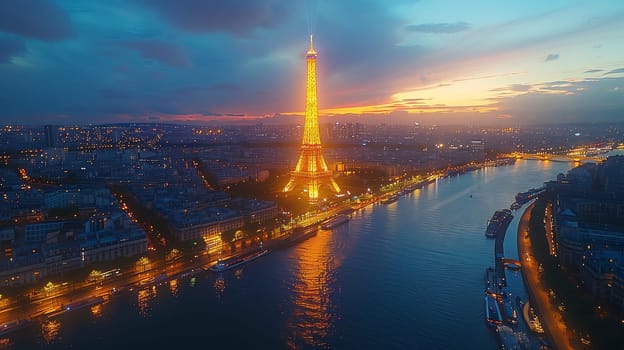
[0,338,11,348]
[286,229,341,349]
[90,304,103,318]
[169,279,179,298]
[213,274,226,300]
[41,319,61,345]
[136,286,157,317]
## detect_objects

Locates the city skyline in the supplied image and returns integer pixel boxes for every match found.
[1,0,623,125]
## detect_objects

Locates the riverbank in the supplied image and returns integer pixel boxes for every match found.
[517,202,577,350]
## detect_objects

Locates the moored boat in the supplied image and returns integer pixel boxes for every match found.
[485,295,503,326]
[515,187,544,204]
[209,248,270,273]
[485,209,513,238]
[381,194,398,204]
[279,225,318,247]
[321,214,349,230]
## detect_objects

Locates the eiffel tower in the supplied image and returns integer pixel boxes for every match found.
[284,35,340,201]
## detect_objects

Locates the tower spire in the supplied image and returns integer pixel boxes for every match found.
[308,34,315,54]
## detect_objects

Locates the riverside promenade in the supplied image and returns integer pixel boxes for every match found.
[517,202,578,350]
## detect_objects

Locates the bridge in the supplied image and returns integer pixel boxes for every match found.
[506,152,605,164]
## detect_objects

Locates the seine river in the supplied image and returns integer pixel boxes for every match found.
[7,159,572,349]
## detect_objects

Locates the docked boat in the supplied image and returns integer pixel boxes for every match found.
[515,187,544,205]
[485,295,503,326]
[381,194,398,204]
[502,293,519,325]
[0,319,31,337]
[485,267,500,295]
[522,302,544,334]
[321,214,349,230]
[485,209,513,238]
[279,225,318,247]
[209,248,270,273]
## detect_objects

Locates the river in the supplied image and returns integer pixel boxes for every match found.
[4,159,572,349]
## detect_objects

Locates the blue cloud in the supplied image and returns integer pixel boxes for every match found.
[0,37,26,62]
[544,53,559,62]
[0,0,73,41]
[605,68,624,75]
[135,0,295,35]
[406,22,471,34]
[117,40,190,68]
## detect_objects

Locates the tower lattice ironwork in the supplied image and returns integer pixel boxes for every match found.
[284,35,340,201]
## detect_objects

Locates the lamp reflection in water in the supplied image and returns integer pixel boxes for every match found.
[169,279,179,298]
[41,319,61,345]
[90,304,103,318]
[286,227,343,349]
[137,286,157,317]
[213,274,226,300]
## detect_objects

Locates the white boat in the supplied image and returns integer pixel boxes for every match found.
[321,214,349,229]
[209,248,270,272]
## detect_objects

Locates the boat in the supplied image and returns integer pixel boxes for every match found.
[485,267,499,295]
[281,225,318,246]
[381,194,398,204]
[496,325,523,350]
[0,319,31,337]
[321,214,349,230]
[485,209,513,238]
[502,293,519,325]
[209,248,270,273]
[485,295,503,326]
[515,187,544,205]
[522,302,544,334]
[510,202,521,210]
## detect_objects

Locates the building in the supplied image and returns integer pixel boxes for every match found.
[79,213,147,264]
[44,125,58,148]
[470,139,485,153]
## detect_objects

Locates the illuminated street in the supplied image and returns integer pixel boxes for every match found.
[517,203,579,350]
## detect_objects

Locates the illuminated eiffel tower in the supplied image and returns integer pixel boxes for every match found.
[284,35,340,201]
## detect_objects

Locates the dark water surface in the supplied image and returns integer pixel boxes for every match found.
[5,160,571,349]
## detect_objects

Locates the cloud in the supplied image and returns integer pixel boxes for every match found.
[0,0,73,41]
[605,68,624,75]
[544,53,559,62]
[508,84,531,92]
[0,37,26,62]
[117,40,190,68]
[406,22,471,34]
[498,77,624,124]
[135,0,293,35]
[584,69,603,73]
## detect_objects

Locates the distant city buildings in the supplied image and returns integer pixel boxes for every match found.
[0,186,147,286]
[0,122,623,286]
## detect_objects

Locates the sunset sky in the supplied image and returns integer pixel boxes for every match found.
[1,0,623,125]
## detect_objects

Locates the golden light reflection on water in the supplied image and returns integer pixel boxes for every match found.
[169,279,179,298]
[286,230,341,349]
[90,304,102,318]
[214,274,226,300]
[137,286,157,317]
[41,319,61,344]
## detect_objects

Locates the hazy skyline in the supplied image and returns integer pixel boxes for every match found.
[1,0,623,125]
